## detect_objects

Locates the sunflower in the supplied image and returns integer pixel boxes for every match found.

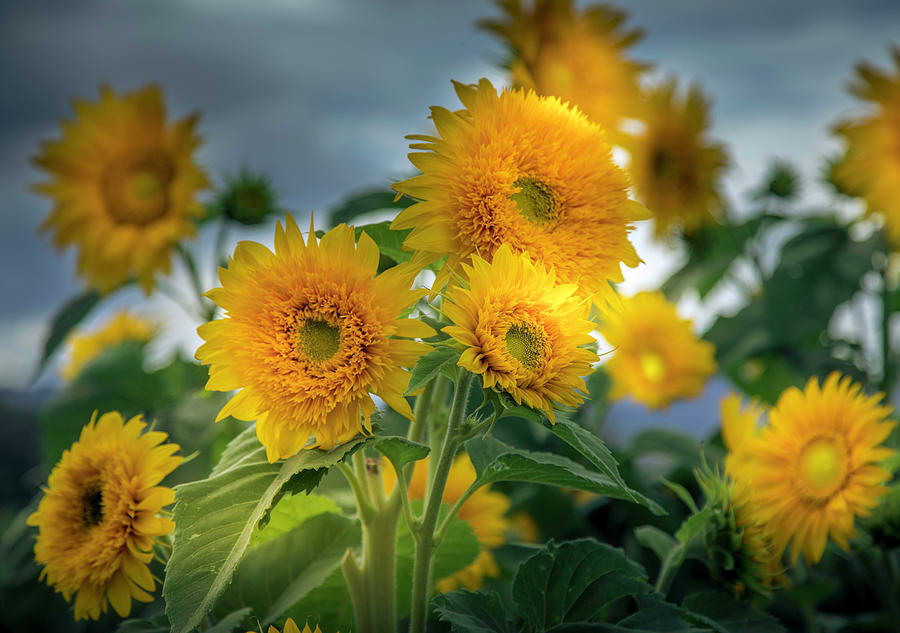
[599,291,716,409]
[34,84,208,293]
[733,373,896,564]
[392,78,647,305]
[383,454,512,592]
[442,245,598,420]
[480,0,646,136]
[62,311,156,380]
[196,215,434,462]
[833,47,900,243]
[623,80,729,238]
[720,393,767,498]
[249,619,331,633]
[27,411,182,621]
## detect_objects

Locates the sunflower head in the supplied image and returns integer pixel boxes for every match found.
[599,291,716,409]
[832,47,900,243]
[623,80,729,238]
[27,411,183,620]
[392,78,647,307]
[212,169,280,226]
[62,311,156,381]
[442,245,599,419]
[480,0,646,135]
[249,618,331,633]
[196,215,434,462]
[34,84,209,294]
[732,373,896,564]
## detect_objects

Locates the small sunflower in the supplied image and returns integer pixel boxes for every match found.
[34,84,208,293]
[248,618,331,633]
[599,291,716,409]
[480,0,646,136]
[833,47,900,243]
[624,80,729,238]
[62,311,156,380]
[27,411,183,621]
[384,454,512,592]
[736,373,896,564]
[392,78,647,305]
[442,245,598,420]
[196,215,434,462]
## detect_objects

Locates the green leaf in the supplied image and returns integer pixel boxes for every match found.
[163,428,366,633]
[356,222,413,264]
[629,430,704,473]
[371,436,430,472]
[33,289,102,380]
[434,590,519,633]
[116,615,170,633]
[608,594,710,632]
[249,493,341,548]
[328,189,413,227]
[206,608,255,633]
[466,436,663,509]
[405,347,461,395]
[634,526,679,565]
[217,512,361,626]
[286,568,354,631]
[512,538,652,630]
[682,591,786,633]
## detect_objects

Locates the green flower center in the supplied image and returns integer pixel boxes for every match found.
[505,323,545,369]
[298,319,341,363]
[800,437,846,493]
[510,177,558,225]
[82,485,104,527]
[132,171,163,201]
[640,351,665,383]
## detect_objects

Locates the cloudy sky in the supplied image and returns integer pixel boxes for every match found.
[2,0,899,397]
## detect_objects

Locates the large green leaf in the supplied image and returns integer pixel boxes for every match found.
[328,189,413,227]
[249,493,341,548]
[163,428,366,633]
[682,592,786,633]
[434,590,518,633]
[116,609,250,633]
[371,436,430,472]
[405,347,461,395]
[356,222,413,265]
[33,289,102,380]
[512,538,652,630]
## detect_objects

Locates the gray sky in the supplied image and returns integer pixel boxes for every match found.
[2,0,900,392]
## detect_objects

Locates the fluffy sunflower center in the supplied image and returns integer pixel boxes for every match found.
[298,318,341,363]
[505,323,546,369]
[81,484,104,527]
[640,351,666,382]
[102,151,174,225]
[799,437,847,498]
[510,177,559,225]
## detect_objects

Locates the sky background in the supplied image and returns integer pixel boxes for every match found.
[2,0,899,437]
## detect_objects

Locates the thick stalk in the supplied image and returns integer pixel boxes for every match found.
[409,371,473,633]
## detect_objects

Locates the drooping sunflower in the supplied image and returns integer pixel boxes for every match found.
[833,47,900,243]
[623,80,729,238]
[442,244,598,420]
[196,215,434,462]
[27,411,183,621]
[480,0,646,136]
[34,84,208,293]
[383,454,512,592]
[392,78,647,305]
[734,373,896,564]
[599,291,716,409]
[62,311,156,380]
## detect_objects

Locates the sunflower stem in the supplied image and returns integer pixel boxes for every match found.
[409,370,473,633]
[176,243,214,320]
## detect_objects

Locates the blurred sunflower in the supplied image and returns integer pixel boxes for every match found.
[599,291,715,409]
[27,411,182,620]
[442,245,598,420]
[196,215,433,462]
[249,619,330,633]
[720,392,766,498]
[62,311,156,380]
[480,0,646,136]
[735,373,895,564]
[833,47,900,242]
[34,84,208,293]
[393,78,646,305]
[624,80,729,238]
[384,454,512,592]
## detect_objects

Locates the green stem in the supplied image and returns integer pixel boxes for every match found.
[176,244,214,320]
[213,217,231,269]
[426,375,452,493]
[654,544,685,595]
[409,370,473,633]
[341,549,371,633]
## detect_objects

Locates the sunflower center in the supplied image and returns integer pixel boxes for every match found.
[298,319,341,363]
[640,351,665,382]
[799,437,847,496]
[81,485,104,527]
[102,150,174,225]
[505,323,545,369]
[510,177,558,225]
[651,147,677,183]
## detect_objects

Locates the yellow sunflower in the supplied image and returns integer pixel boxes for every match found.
[599,291,716,409]
[27,411,183,621]
[623,80,729,238]
[392,78,647,305]
[34,84,208,293]
[383,454,512,592]
[480,0,646,136]
[833,47,900,243]
[249,618,331,633]
[196,215,434,462]
[720,393,766,498]
[734,373,896,564]
[442,244,598,420]
[62,311,156,380]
